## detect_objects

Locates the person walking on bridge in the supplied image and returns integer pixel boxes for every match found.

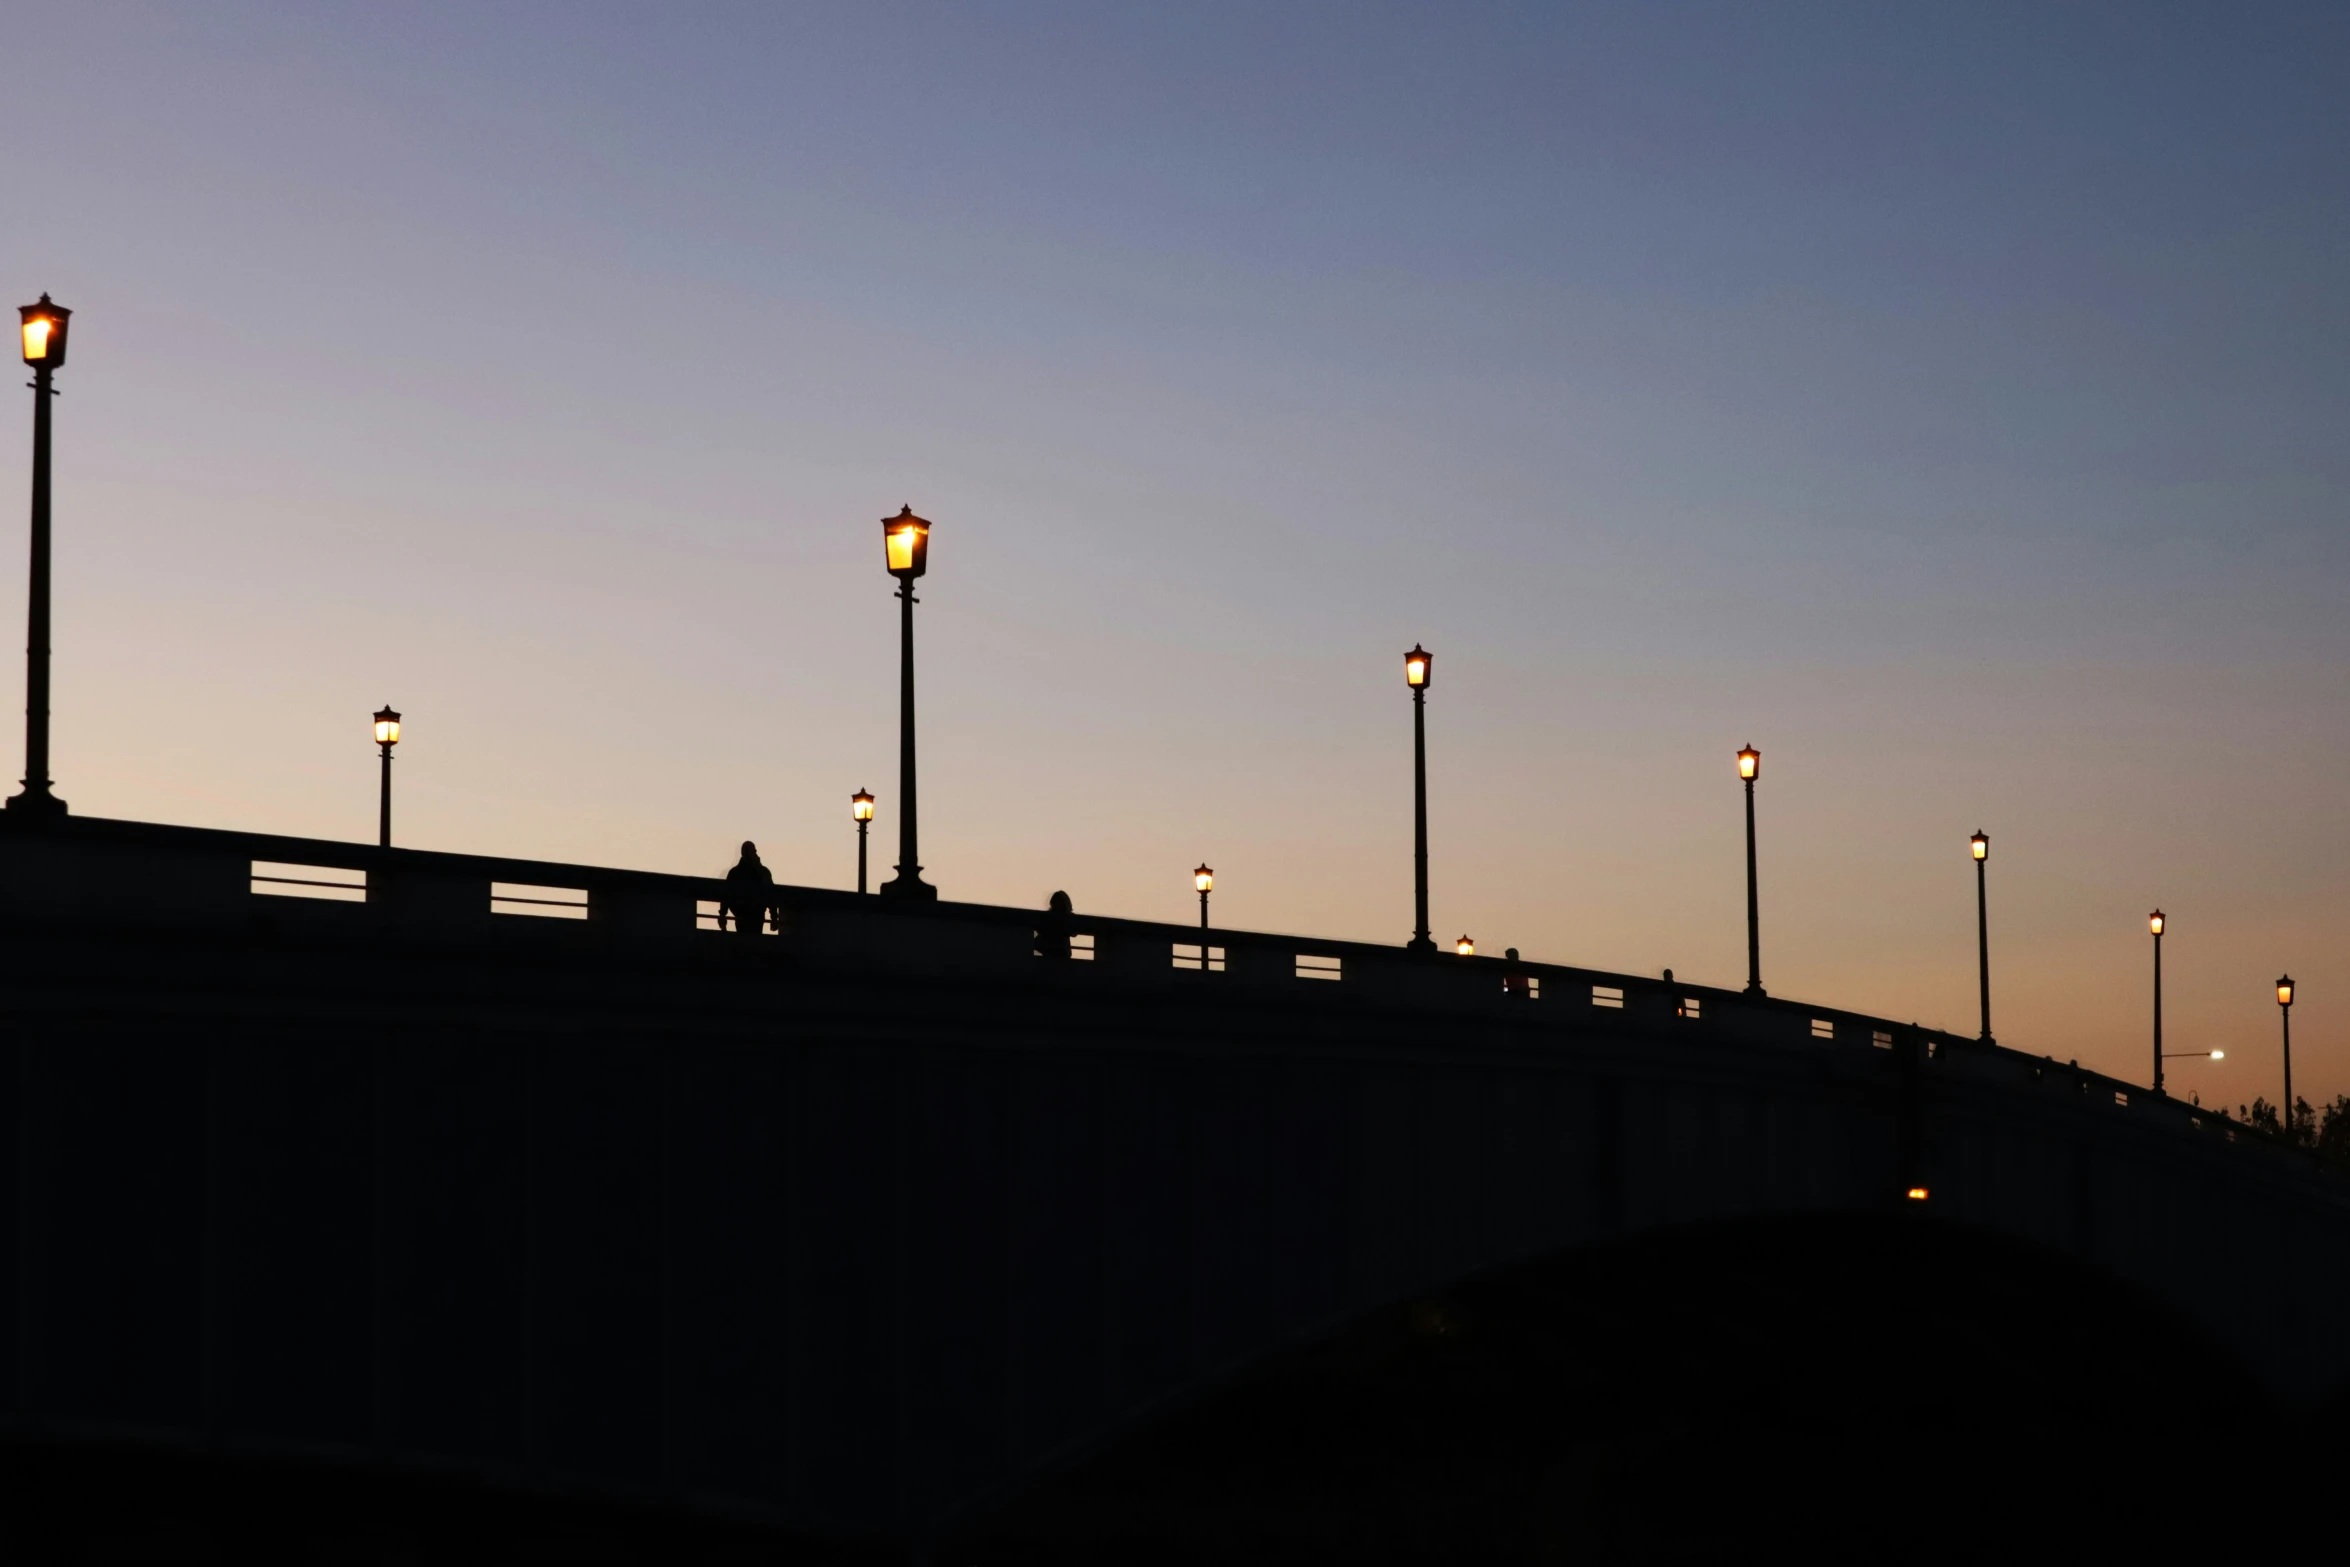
[722,840,775,936]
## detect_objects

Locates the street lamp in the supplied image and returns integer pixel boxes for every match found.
[7,294,72,817]
[2149,909,2166,1094]
[1194,864,1213,934]
[880,507,936,901]
[1456,935,1475,957]
[373,706,401,847]
[1970,831,1992,1042]
[2277,975,2296,1137]
[1737,745,1762,995]
[1405,644,1435,953]
[852,789,875,895]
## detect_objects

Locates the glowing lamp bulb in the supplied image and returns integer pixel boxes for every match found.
[2148,910,2164,937]
[2210,1050,2224,1061]
[1737,745,1760,781]
[19,294,68,368]
[1906,1187,1929,1202]
[1456,935,1475,957]
[881,506,931,578]
[1194,864,1214,894]
[1404,644,1431,689]
[373,706,401,747]
[852,790,874,823]
[1970,831,1988,862]
[2277,976,2294,1008]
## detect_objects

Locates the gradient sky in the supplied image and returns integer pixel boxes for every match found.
[5,2,2347,1108]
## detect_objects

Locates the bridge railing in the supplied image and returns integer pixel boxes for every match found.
[0,811,2316,1175]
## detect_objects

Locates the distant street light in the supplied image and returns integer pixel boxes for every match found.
[2149,909,2166,1094]
[1405,644,1435,953]
[2277,975,2296,1136]
[373,706,401,847]
[1970,831,1992,1042]
[1456,935,1475,957]
[7,294,72,817]
[1194,864,1213,934]
[1738,745,1763,995]
[880,507,936,901]
[852,789,875,895]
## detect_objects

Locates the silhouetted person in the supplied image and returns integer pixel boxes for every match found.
[722,840,774,936]
[1503,947,1532,999]
[1035,889,1073,960]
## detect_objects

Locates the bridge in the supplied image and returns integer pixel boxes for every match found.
[2,811,2346,1558]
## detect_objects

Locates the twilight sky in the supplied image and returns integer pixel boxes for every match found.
[4,2,2346,1106]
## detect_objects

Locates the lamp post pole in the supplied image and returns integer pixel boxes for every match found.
[1404,646,1434,953]
[2150,910,2166,1095]
[2278,976,2296,1137]
[880,508,936,902]
[1971,831,1991,1042]
[9,295,70,817]
[374,707,401,847]
[1738,746,1762,995]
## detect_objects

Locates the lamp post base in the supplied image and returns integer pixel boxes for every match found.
[1405,935,1437,955]
[1744,981,1767,997]
[880,869,937,903]
[5,784,65,817]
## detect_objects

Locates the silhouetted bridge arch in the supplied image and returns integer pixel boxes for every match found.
[2,815,2345,1556]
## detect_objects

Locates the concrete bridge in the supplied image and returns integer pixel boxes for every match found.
[1,813,2344,1558]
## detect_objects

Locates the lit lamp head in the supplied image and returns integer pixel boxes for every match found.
[852,789,875,823]
[1456,935,1475,957]
[1737,745,1760,782]
[1404,644,1431,689]
[882,506,931,580]
[2148,909,2164,937]
[1194,864,1214,894]
[373,706,401,747]
[2277,974,2294,1009]
[19,294,68,369]
[1970,830,1989,862]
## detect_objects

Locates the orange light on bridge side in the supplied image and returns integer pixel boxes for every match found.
[1906,1187,1929,1202]
[1456,935,1475,957]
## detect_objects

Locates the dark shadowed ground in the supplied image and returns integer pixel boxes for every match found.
[3,1214,2338,1563]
